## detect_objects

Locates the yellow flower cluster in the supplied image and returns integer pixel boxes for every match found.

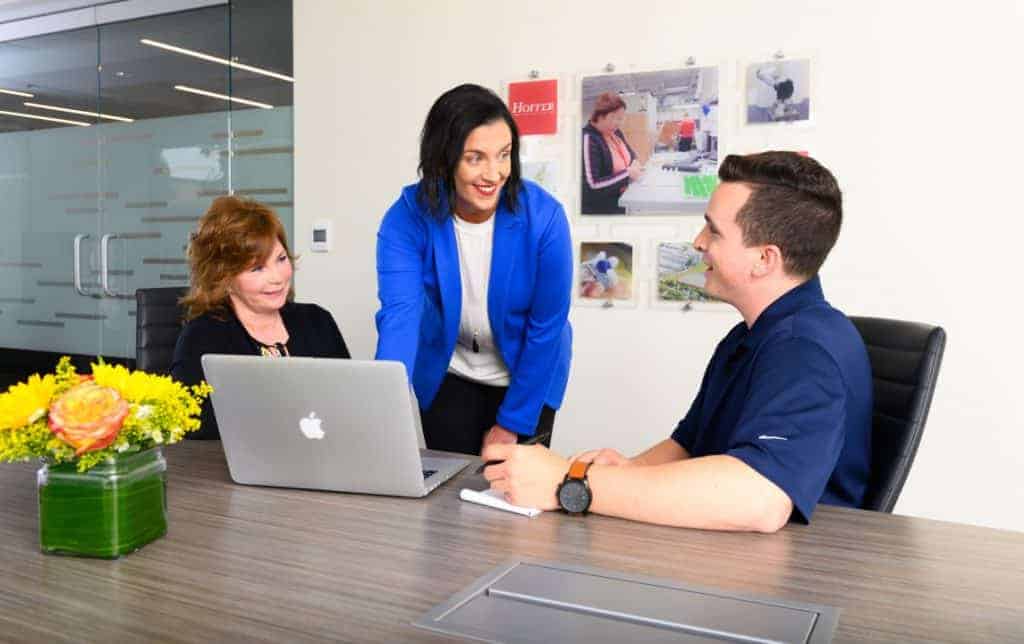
[0,373,57,431]
[0,357,211,472]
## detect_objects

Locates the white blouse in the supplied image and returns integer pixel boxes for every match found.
[447,214,511,386]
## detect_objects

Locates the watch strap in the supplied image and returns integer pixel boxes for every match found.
[567,460,591,480]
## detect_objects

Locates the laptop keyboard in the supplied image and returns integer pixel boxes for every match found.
[422,469,437,479]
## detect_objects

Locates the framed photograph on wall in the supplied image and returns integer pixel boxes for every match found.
[504,75,572,201]
[579,66,720,216]
[519,133,564,197]
[507,78,559,135]
[651,240,724,310]
[576,241,636,307]
[745,58,812,125]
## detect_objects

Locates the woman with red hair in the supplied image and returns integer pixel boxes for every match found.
[581,92,644,214]
[171,196,350,439]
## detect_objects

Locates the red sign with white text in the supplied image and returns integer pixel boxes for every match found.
[508,79,558,135]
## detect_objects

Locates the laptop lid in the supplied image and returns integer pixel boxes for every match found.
[200,355,451,497]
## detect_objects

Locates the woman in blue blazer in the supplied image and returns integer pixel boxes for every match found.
[375,84,573,456]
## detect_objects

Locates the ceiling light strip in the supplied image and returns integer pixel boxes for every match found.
[173,85,273,109]
[140,38,294,83]
[1,88,34,98]
[24,102,134,123]
[0,109,90,126]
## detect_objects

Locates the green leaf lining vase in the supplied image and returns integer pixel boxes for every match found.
[37,447,168,558]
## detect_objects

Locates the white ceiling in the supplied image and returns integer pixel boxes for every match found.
[0,0,291,131]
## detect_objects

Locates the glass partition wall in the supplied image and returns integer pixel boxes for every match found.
[0,0,293,374]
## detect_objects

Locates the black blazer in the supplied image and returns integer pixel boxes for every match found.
[580,122,637,214]
[170,302,351,439]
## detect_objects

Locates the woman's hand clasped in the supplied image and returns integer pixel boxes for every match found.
[481,424,518,451]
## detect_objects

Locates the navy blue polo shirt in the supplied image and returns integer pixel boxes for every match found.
[671,276,872,523]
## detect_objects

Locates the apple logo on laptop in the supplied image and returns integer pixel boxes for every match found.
[299,412,325,440]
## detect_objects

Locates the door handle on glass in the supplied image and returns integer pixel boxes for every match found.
[73,233,93,296]
[100,233,126,297]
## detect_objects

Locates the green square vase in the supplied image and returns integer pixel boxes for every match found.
[37,447,168,558]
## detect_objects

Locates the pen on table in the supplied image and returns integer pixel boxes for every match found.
[475,431,551,474]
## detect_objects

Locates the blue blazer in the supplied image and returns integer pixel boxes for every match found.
[374,180,573,436]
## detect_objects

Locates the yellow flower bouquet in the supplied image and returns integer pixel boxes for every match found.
[0,357,211,557]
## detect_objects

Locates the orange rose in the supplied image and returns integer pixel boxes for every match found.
[48,381,129,456]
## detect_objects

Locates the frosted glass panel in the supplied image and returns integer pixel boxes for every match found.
[0,1,293,360]
[0,25,103,356]
[97,107,293,357]
[229,106,294,230]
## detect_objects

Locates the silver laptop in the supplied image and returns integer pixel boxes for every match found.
[200,355,469,497]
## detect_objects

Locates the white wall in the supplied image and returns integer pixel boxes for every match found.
[294,0,1024,531]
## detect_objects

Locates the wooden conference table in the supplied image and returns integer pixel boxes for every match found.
[1,441,1022,643]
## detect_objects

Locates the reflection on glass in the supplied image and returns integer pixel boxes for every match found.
[160,146,225,182]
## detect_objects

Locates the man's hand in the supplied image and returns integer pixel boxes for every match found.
[481,444,568,510]
[571,447,632,467]
[480,424,517,452]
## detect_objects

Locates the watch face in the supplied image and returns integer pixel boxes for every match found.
[557,479,592,514]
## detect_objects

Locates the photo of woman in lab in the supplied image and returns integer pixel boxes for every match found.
[580,92,643,215]
[580,67,720,215]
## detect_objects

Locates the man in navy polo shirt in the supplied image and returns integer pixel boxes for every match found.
[483,151,872,532]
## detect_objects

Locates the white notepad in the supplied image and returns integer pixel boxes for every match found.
[459,488,542,517]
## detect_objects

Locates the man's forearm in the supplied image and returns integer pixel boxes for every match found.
[588,454,792,532]
[631,438,689,466]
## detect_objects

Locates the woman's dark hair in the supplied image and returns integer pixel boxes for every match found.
[718,151,843,279]
[418,83,521,218]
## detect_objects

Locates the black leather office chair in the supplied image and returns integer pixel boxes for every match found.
[850,316,946,513]
[135,287,189,374]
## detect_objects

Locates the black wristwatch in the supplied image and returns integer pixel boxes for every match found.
[556,461,593,514]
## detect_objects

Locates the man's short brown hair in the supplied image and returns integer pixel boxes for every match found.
[719,152,842,279]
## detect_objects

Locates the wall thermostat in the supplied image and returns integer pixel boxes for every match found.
[311,219,332,252]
